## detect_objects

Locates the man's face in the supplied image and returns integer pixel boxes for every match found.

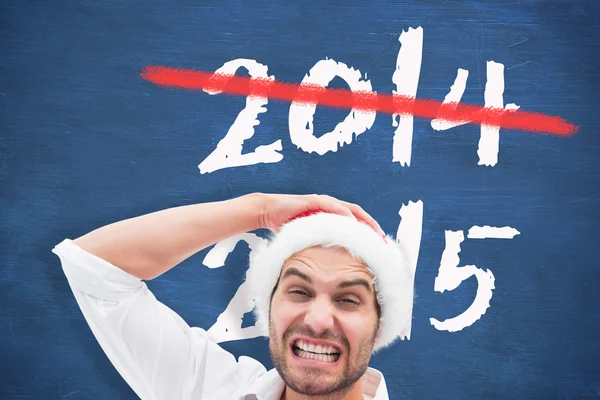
[268,246,380,397]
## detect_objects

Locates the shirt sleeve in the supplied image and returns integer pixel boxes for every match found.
[53,239,266,400]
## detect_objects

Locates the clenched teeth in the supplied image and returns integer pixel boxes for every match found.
[295,349,337,362]
[292,339,341,362]
[294,340,340,355]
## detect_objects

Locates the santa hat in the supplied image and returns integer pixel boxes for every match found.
[246,210,415,352]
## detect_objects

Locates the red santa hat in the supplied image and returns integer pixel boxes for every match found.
[246,210,415,352]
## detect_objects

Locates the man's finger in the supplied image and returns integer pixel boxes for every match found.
[322,198,353,217]
[306,195,352,217]
[339,201,384,235]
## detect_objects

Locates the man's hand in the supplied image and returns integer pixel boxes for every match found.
[256,193,384,235]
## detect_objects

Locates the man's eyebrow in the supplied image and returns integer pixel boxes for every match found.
[281,267,312,283]
[281,267,372,293]
[338,279,373,293]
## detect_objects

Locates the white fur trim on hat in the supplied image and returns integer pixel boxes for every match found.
[245,212,414,352]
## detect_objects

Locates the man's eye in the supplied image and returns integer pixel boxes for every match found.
[290,290,309,296]
[339,298,359,305]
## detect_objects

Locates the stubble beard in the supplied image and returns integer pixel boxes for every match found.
[269,317,377,397]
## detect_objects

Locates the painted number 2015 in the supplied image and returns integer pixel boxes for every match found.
[201,201,519,344]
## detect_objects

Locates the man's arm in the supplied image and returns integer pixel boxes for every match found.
[73,192,382,281]
[73,193,263,280]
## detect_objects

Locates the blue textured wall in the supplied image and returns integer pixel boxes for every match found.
[1,1,599,398]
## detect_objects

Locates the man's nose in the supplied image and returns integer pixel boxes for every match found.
[303,296,334,333]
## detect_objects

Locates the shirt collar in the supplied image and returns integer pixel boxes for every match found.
[243,367,389,400]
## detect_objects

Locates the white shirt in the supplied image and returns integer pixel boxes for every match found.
[53,239,390,400]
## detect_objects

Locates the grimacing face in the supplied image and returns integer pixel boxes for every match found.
[268,246,381,397]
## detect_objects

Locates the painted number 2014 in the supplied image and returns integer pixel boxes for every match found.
[198,27,519,174]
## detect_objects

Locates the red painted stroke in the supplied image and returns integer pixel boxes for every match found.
[140,66,578,136]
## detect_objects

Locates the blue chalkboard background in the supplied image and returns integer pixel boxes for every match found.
[1,0,599,398]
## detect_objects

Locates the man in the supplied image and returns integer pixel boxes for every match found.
[53,193,415,399]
